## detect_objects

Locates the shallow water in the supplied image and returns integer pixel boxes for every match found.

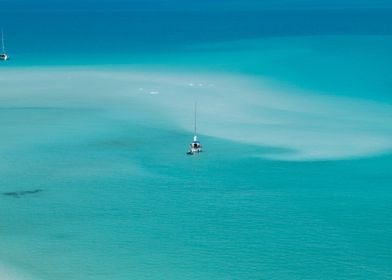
[1,5,392,280]
[0,66,391,279]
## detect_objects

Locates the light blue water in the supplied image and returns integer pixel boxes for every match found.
[1,2,392,280]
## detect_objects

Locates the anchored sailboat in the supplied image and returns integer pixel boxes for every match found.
[0,29,8,61]
[187,102,202,155]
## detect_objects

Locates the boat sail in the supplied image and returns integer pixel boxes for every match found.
[187,102,202,155]
[0,29,8,61]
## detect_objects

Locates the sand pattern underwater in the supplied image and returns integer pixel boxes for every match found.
[1,4,392,280]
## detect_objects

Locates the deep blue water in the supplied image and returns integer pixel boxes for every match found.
[1,9,392,53]
[1,7,392,101]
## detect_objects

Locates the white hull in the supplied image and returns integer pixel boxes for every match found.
[189,147,202,153]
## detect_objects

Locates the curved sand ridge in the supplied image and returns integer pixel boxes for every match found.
[1,68,391,161]
[128,71,392,160]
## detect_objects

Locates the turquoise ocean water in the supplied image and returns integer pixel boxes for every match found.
[1,2,392,279]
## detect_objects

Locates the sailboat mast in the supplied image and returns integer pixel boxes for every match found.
[194,102,197,137]
[1,29,5,53]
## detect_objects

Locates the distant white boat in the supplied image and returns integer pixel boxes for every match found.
[187,102,202,155]
[0,29,8,61]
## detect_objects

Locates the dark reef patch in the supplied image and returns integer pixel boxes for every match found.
[2,189,43,198]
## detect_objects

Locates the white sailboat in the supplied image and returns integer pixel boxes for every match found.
[0,29,8,61]
[187,102,202,155]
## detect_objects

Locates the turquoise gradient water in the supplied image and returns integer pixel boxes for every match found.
[1,3,392,280]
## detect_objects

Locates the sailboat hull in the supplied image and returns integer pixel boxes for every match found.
[187,149,202,155]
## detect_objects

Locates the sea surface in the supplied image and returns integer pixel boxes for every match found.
[1,2,392,279]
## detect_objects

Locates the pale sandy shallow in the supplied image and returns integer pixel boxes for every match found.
[0,264,33,280]
[1,67,392,161]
